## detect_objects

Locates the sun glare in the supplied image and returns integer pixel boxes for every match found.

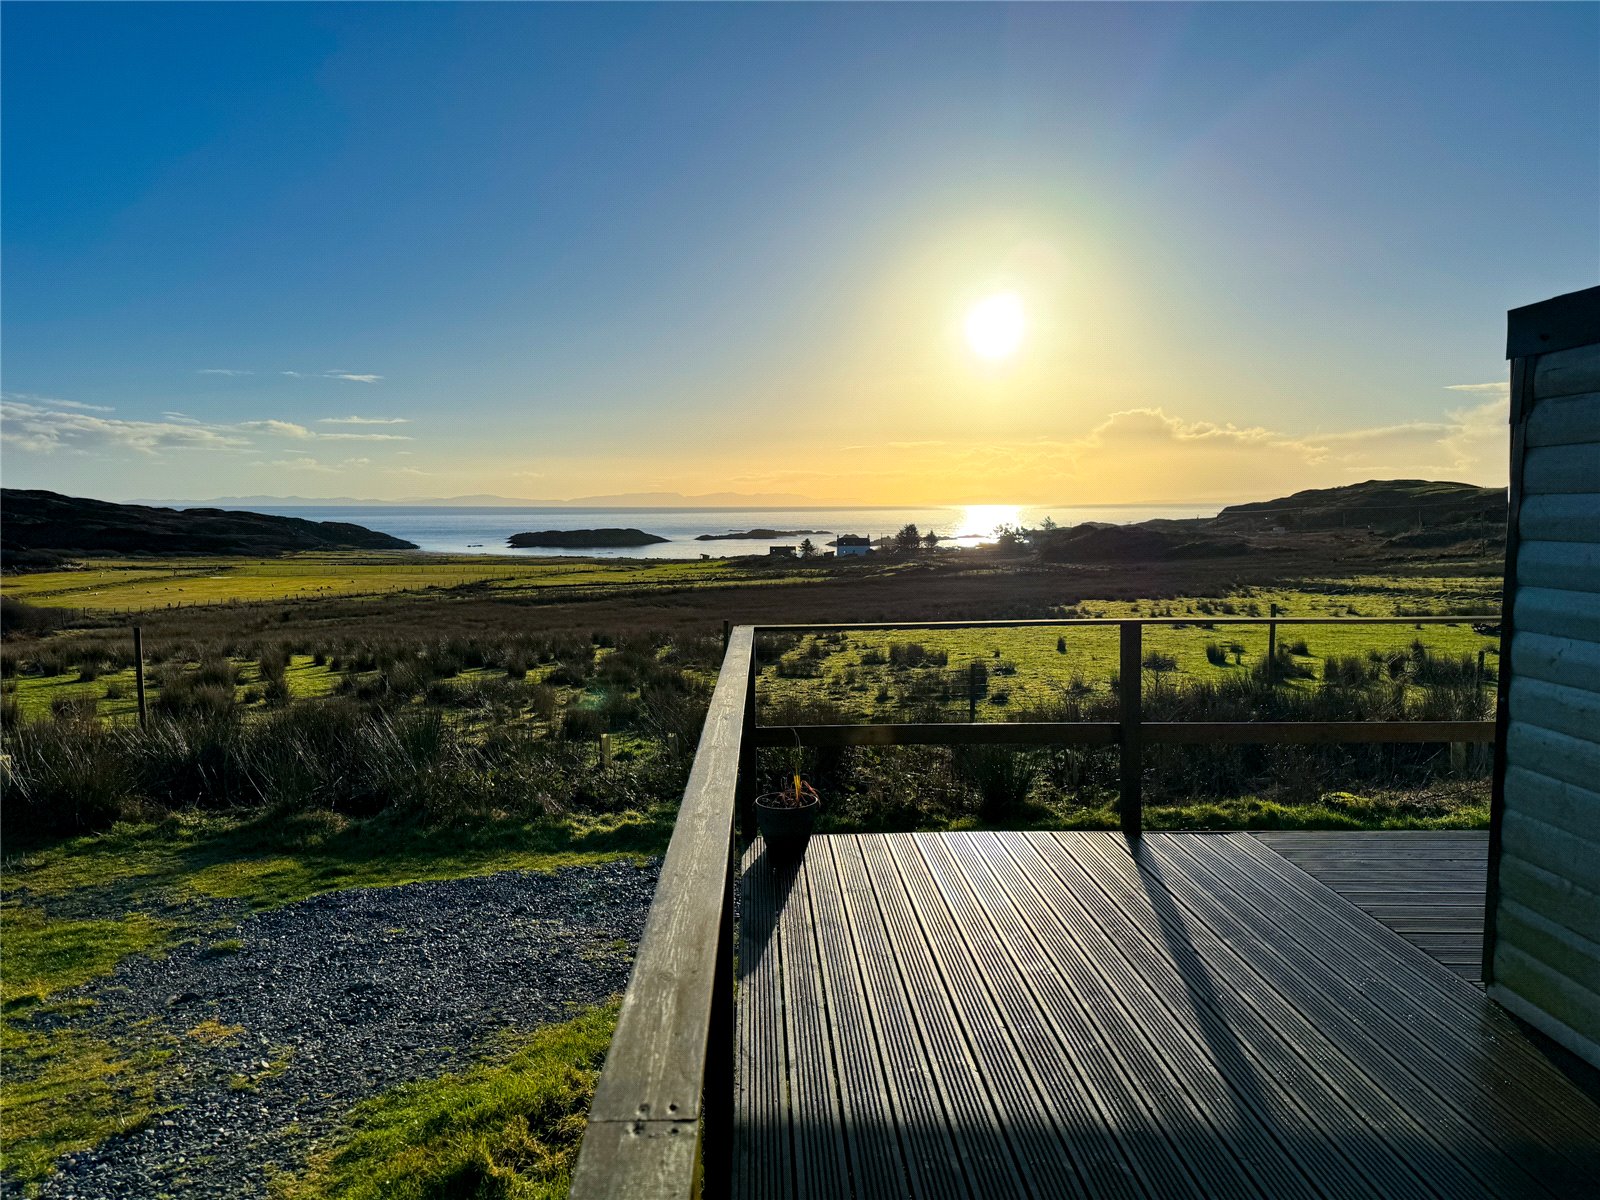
[952,504,1022,540]
[965,292,1025,360]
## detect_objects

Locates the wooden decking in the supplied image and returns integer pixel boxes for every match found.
[1254,830,1488,982]
[735,831,1600,1199]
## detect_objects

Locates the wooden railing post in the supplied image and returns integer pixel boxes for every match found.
[738,639,757,839]
[133,625,148,728]
[1119,621,1143,838]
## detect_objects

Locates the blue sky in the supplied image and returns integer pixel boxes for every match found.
[3,2,1595,504]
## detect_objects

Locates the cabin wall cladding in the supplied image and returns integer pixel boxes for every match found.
[1486,284,1600,1067]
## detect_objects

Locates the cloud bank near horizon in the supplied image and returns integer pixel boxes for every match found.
[0,383,1508,504]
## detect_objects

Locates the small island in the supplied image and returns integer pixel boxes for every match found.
[506,528,669,548]
[695,528,831,541]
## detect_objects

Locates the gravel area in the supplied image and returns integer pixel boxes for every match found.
[26,860,658,1200]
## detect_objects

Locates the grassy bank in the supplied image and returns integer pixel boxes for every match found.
[276,1001,620,1200]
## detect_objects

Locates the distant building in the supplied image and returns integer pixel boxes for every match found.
[768,545,796,558]
[836,534,871,557]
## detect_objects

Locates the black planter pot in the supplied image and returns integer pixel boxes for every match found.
[755,793,819,855]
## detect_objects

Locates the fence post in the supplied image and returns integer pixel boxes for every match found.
[133,626,148,728]
[968,660,980,722]
[600,733,612,768]
[1266,604,1279,680]
[738,639,757,839]
[1119,621,1143,839]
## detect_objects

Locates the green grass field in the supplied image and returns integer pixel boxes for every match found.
[758,578,1500,721]
[6,655,348,723]
[1,553,820,611]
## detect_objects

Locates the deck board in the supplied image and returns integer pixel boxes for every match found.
[734,831,1600,1199]
[1253,831,1487,980]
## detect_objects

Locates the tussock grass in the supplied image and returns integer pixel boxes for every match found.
[278,1001,620,1200]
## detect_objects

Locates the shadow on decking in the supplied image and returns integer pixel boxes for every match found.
[735,830,1600,1199]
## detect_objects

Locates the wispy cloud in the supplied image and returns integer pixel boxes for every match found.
[1,397,247,456]
[281,370,383,383]
[238,418,410,443]
[1446,382,1508,396]
[270,456,335,473]
[197,368,253,377]
[5,392,116,413]
[269,455,373,474]
[240,419,314,439]
[317,415,410,425]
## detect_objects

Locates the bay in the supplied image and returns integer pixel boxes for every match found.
[223,502,1222,559]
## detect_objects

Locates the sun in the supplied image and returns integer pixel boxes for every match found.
[965,292,1025,360]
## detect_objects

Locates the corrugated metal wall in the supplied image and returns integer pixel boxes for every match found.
[1486,285,1600,1068]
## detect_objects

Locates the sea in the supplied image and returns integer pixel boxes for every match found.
[225,503,1223,559]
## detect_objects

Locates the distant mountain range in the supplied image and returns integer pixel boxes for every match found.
[132,490,819,508]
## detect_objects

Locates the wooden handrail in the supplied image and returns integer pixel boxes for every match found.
[569,626,753,1199]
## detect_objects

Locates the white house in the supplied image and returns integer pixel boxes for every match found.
[835,534,871,557]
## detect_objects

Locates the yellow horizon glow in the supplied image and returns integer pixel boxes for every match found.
[965,292,1025,360]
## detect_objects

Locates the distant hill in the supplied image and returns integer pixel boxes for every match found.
[1034,479,1505,564]
[1,489,417,568]
[1037,524,1254,564]
[1213,479,1505,532]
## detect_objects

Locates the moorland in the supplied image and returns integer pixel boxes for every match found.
[0,478,1506,1196]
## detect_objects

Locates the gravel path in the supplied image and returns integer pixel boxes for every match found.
[28,861,658,1200]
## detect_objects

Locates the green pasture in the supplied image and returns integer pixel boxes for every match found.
[0,553,819,611]
[757,579,1501,721]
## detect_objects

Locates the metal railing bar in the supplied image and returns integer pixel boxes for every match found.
[752,615,1499,632]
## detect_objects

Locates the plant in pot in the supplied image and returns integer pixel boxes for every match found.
[755,750,820,855]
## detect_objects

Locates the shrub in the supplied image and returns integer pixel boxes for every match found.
[1205,642,1229,667]
[951,745,1037,823]
[561,706,607,742]
[1323,655,1370,687]
[154,659,239,721]
[50,694,99,723]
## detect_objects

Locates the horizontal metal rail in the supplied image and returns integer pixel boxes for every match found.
[754,614,1499,632]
